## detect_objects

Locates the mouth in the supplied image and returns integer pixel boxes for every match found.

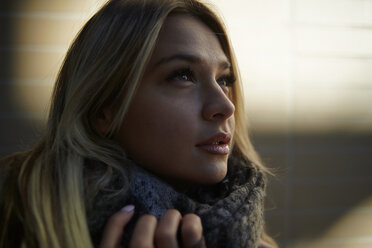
[196,133,231,155]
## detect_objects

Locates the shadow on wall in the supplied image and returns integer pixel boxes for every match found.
[258,130,372,248]
[1,1,372,248]
[0,1,45,156]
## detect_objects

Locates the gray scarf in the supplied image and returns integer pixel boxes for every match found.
[87,155,266,247]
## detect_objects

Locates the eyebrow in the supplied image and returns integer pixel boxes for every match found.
[154,53,232,70]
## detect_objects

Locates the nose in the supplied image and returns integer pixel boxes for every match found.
[201,81,235,121]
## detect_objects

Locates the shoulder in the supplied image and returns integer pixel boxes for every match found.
[0,152,26,181]
[0,152,28,201]
[0,151,27,168]
[0,152,28,247]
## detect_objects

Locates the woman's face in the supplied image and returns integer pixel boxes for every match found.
[116,14,235,188]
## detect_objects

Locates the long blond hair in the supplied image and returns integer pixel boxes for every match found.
[0,0,272,247]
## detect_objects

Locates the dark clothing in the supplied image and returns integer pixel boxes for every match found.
[87,155,266,247]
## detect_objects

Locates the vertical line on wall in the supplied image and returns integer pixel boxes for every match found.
[284,0,297,246]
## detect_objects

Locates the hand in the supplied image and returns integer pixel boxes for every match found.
[257,238,275,248]
[99,206,205,248]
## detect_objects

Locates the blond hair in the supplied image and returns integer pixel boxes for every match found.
[0,0,274,247]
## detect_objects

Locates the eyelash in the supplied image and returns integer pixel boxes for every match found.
[166,68,236,87]
[166,68,195,83]
[217,74,236,87]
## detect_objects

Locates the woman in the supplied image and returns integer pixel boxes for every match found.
[0,0,277,247]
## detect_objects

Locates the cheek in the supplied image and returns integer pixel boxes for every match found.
[117,96,199,166]
[229,115,235,134]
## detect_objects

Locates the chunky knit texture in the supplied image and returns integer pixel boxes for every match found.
[87,156,266,247]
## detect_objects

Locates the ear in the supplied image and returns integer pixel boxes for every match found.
[96,108,113,135]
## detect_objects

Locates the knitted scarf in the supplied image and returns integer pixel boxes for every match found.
[87,156,266,247]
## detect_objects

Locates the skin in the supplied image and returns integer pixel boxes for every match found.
[115,14,235,188]
[99,14,236,248]
[98,14,274,248]
[99,207,203,248]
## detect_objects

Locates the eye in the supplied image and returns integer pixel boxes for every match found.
[217,73,235,87]
[166,68,195,83]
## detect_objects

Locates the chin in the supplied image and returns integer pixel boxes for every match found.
[201,165,228,185]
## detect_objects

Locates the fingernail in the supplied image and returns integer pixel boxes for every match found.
[121,205,135,212]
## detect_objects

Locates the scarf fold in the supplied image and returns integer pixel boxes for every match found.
[87,156,266,248]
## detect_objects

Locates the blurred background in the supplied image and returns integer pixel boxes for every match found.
[0,0,371,247]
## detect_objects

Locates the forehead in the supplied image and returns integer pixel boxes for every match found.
[149,14,228,66]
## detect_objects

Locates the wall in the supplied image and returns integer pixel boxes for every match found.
[211,1,372,247]
[0,0,371,247]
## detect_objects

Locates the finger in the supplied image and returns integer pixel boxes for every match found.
[99,205,135,248]
[129,214,157,248]
[181,214,204,248]
[155,209,182,248]
[258,238,274,248]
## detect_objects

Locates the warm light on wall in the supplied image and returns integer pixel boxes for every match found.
[10,0,105,120]
[11,0,372,134]
[5,1,372,248]
[292,196,372,248]
[210,0,372,133]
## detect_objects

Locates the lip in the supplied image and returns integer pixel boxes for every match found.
[196,132,231,155]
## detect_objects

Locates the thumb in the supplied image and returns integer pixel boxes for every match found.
[99,205,135,248]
